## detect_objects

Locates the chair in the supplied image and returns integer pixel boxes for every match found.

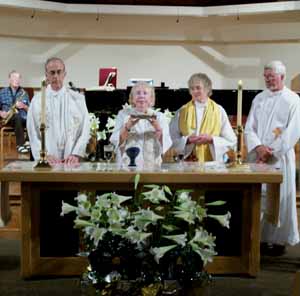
[0,126,15,168]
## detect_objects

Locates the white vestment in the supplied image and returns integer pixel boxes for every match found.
[245,86,300,246]
[110,108,172,167]
[27,85,90,160]
[169,100,237,162]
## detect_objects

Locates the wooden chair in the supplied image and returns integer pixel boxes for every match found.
[0,126,15,168]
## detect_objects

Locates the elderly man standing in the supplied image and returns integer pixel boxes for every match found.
[0,70,30,153]
[27,57,90,165]
[245,60,300,255]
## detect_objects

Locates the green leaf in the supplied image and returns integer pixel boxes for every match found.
[134,174,140,190]
[176,189,194,193]
[205,200,227,206]
[143,184,159,189]
[163,185,172,196]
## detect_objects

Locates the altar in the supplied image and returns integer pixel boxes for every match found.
[0,161,282,278]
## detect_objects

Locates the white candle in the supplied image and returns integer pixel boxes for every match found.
[41,80,46,125]
[237,80,243,127]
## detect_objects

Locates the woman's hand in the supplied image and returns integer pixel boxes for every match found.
[149,117,162,140]
[187,134,213,144]
[119,117,139,144]
[125,116,139,131]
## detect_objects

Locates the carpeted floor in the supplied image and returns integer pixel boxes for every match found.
[0,238,300,295]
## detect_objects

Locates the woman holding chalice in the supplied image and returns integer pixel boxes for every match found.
[110,81,172,167]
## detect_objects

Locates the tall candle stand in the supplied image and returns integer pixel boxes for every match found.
[236,125,244,165]
[34,123,51,169]
[228,125,249,169]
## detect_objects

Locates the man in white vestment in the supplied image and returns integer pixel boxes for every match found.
[245,60,300,255]
[27,57,90,165]
[170,73,236,162]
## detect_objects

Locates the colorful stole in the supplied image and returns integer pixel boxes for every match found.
[179,98,221,162]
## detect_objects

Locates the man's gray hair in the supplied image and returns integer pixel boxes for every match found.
[45,57,65,72]
[264,61,286,77]
[8,70,20,78]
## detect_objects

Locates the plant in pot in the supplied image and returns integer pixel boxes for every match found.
[61,175,231,295]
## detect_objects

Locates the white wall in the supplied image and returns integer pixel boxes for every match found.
[0,5,299,90]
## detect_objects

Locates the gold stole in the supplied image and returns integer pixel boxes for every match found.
[179,98,221,162]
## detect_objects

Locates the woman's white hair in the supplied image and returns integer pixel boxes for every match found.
[264,61,286,78]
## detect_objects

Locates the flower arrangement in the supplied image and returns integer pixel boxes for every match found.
[61,175,231,295]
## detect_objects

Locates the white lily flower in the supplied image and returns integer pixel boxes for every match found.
[77,204,91,218]
[91,208,102,221]
[110,193,132,206]
[107,207,124,224]
[176,191,192,203]
[142,188,170,204]
[74,219,94,228]
[75,193,88,203]
[133,208,164,230]
[60,201,77,216]
[150,245,177,263]
[189,243,217,266]
[122,103,131,110]
[106,116,116,133]
[208,212,231,228]
[90,227,107,247]
[173,210,196,224]
[189,228,216,248]
[97,130,107,141]
[162,109,175,124]
[125,226,152,244]
[163,233,187,247]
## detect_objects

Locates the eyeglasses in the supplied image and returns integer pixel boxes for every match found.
[47,69,65,76]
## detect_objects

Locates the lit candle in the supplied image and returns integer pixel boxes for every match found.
[237,80,243,127]
[41,80,46,125]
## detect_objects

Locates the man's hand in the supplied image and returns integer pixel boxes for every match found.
[188,134,213,145]
[47,155,63,165]
[64,155,80,166]
[255,145,273,163]
[15,101,27,110]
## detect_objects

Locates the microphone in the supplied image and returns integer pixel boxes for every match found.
[69,81,79,92]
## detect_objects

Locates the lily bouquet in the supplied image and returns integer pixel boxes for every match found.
[61,175,230,294]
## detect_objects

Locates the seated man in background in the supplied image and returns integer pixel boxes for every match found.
[170,72,236,162]
[27,57,90,165]
[0,70,30,153]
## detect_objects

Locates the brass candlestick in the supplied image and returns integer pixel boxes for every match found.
[226,125,249,169]
[236,125,243,165]
[34,123,51,169]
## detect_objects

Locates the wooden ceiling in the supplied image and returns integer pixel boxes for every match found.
[42,0,290,6]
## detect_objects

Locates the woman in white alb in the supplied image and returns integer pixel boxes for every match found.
[110,82,172,167]
[170,73,236,163]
